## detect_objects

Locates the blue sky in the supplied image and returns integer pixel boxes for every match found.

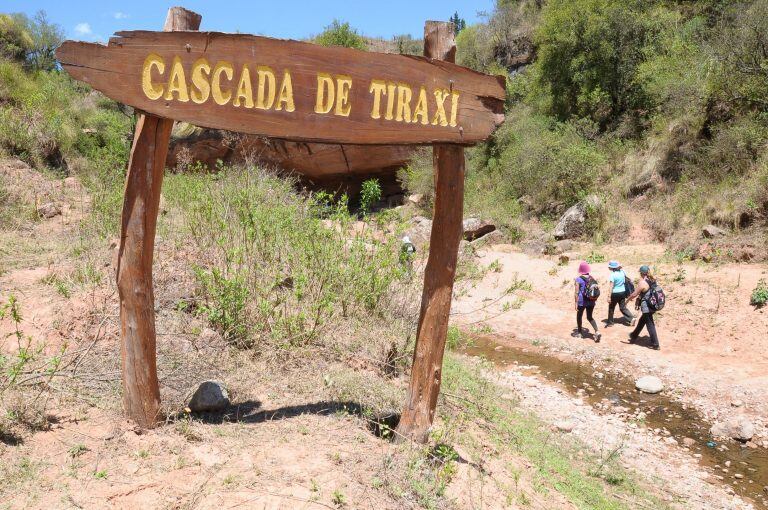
[5,1,494,42]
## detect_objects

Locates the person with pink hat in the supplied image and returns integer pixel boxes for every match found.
[573,261,601,342]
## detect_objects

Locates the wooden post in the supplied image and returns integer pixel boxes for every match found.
[116,7,201,428]
[395,21,465,444]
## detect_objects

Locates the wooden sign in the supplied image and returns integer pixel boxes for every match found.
[55,31,505,145]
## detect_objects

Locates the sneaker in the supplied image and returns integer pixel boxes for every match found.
[605,320,614,327]
[595,332,601,343]
[651,345,660,351]
[630,318,637,327]
[628,334,638,344]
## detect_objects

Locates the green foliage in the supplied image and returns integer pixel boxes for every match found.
[472,105,607,215]
[0,11,63,71]
[751,279,768,307]
[315,20,366,50]
[534,0,657,132]
[163,168,406,349]
[0,14,33,63]
[392,34,422,55]
[359,178,382,214]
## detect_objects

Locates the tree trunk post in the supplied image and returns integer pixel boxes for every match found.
[116,7,201,428]
[395,21,465,444]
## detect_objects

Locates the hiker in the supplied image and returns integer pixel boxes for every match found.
[573,261,601,342]
[400,235,416,273]
[626,265,664,350]
[606,260,635,326]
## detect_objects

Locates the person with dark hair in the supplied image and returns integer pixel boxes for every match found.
[606,260,635,326]
[626,265,661,350]
[573,261,601,342]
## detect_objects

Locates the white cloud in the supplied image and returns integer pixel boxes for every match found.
[74,22,92,35]
[113,12,129,20]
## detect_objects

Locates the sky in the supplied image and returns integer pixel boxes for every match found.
[5,1,495,42]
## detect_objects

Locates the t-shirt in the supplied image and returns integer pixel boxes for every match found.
[609,270,626,294]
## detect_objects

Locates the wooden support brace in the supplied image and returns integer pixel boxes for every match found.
[116,7,201,428]
[395,21,465,444]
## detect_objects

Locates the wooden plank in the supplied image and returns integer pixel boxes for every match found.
[55,31,505,146]
[395,22,466,444]
[116,6,201,429]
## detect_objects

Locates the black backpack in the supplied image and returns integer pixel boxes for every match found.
[624,276,635,296]
[581,275,600,301]
[646,281,666,311]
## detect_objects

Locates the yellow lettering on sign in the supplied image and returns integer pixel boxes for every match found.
[190,58,211,104]
[255,66,276,110]
[431,89,449,127]
[212,61,234,106]
[233,65,254,108]
[396,83,412,123]
[449,91,460,127]
[276,71,295,112]
[385,82,397,121]
[335,75,352,117]
[369,79,386,119]
[164,56,189,102]
[141,54,165,100]
[412,86,429,125]
[315,73,334,114]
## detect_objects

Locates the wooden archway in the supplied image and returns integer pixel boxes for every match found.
[56,7,504,443]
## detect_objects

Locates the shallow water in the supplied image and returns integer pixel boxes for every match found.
[461,336,768,509]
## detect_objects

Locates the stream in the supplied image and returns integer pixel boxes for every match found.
[462,336,768,509]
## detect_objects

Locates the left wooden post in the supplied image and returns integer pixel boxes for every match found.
[116,7,202,428]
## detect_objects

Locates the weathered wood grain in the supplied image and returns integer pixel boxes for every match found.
[55,30,505,146]
[395,21,466,444]
[116,6,201,428]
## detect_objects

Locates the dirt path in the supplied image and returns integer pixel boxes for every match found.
[452,241,768,508]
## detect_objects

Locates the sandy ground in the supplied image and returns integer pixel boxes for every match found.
[452,243,768,439]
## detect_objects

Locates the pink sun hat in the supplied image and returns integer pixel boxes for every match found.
[578,261,591,275]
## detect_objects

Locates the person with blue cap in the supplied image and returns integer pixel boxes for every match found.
[625,265,661,350]
[606,260,635,327]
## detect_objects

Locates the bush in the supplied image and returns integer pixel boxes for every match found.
[359,178,382,214]
[534,0,657,132]
[751,279,768,307]
[315,20,366,50]
[0,14,33,63]
[164,167,409,348]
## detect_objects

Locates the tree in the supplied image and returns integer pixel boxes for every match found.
[25,11,64,71]
[0,14,33,63]
[315,20,366,50]
[392,34,422,55]
[449,12,466,35]
[534,0,655,131]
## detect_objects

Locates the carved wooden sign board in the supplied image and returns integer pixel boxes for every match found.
[54,7,505,443]
[56,32,505,146]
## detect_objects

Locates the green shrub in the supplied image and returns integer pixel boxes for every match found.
[534,0,657,132]
[359,178,382,214]
[315,20,366,50]
[751,279,768,308]
[164,168,407,348]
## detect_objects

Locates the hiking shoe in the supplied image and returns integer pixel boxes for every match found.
[651,345,660,351]
[628,334,638,344]
[595,332,601,343]
[630,318,637,327]
[605,320,614,327]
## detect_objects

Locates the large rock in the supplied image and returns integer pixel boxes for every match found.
[462,218,496,241]
[710,417,754,442]
[37,202,61,219]
[635,375,664,394]
[702,224,727,239]
[553,195,600,240]
[188,381,230,412]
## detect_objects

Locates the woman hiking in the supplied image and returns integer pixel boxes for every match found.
[573,261,601,342]
[626,265,661,350]
[606,260,635,326]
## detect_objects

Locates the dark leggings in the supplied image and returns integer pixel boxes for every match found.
[577,305,598,332]
[608,292,634,322]
[631,312,659,348]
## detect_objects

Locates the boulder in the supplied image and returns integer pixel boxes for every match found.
[554,420,575,433]
[462,218,496,241]
[188,381,230,412]
[553,196,600,240]
[407,194,425,207]
[635,375,664,394]
[37,202,61,219]
[710,417,754,442]
[702,224,727,239]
